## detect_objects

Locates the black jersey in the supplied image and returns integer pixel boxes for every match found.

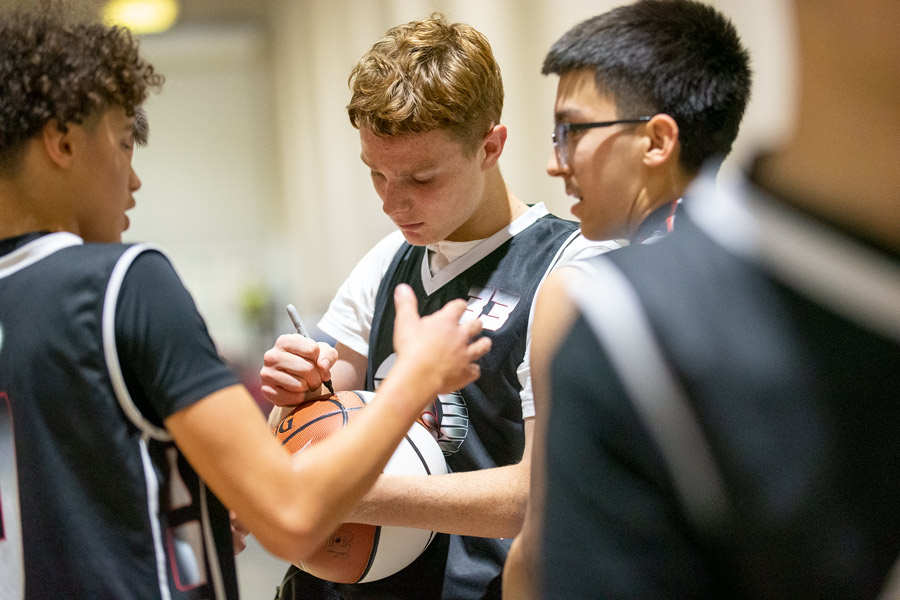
[539,168,900,599]
[367,213,579,600]
[0,232,240,599]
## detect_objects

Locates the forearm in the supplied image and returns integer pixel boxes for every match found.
[281,356,448,521]
[347,462,529,539]
[174,360,448,565]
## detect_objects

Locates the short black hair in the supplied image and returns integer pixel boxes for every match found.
[543,0,752,174]
[0,4,163,174]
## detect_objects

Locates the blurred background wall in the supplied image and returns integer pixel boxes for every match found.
[11,0,794,593]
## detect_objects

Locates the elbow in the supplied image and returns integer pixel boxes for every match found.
[249,503,333,566]
[499,508,527,539]
[272,523,322,567]
[499,462,531,538]
[494,490,528,539]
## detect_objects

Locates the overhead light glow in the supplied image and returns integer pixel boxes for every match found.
[104,0,179,35]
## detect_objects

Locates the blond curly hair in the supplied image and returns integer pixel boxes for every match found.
[347,14,503,155]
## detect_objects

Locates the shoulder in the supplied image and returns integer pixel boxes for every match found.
[605,214,734,299]
[108,244,186,297]
[74,241,171,269]
[512,207,620,269]
[574,216,718,314]
[57,239,131,266]
[353,230,408,274]
[346,230,408,284]
[555,233,621,267]
[570,218,760,393]
[370,230,408,258]
[530,206,578,234]
[533,266,585,347]
[507,206,581,256]
[38,241,154,291]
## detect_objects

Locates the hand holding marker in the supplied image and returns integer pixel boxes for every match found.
[286,304,335,395]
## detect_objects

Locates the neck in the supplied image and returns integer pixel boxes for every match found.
[756,5,900,252]
[447,167,527,241]
[0,144,77,241]
[630,164,691,239]
[0,180,43,240]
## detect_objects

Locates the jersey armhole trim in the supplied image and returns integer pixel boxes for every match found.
[102,243,173,442]
[567,257,731,534]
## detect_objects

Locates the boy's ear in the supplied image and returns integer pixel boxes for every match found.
[481,124,507,170]
[641,113,679,168]
[40,120,75,168]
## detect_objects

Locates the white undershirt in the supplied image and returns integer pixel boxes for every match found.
[426,238,484,275]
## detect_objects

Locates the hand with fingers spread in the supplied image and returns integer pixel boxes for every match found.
[260,335,338,406]
[390,283,492,399]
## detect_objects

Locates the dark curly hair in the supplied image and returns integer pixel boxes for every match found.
[0,3,164,173]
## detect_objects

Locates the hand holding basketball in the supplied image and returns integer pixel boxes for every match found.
[392,283,491,395]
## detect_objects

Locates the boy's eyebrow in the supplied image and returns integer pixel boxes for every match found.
[133,106,150,146]
[554,108,584,123]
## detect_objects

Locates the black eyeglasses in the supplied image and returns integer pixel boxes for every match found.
[552,117,653,169]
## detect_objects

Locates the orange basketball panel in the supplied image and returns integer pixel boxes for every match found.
[273,392,380,583]
[273,391,366,454]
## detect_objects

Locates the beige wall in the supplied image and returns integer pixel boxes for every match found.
[128,0,794,369]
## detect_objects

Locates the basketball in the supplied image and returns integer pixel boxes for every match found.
[273,390,447,583]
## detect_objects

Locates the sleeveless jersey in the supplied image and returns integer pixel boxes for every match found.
[0,233,239,599]
[325,213,581,599]
[540,168,900,599]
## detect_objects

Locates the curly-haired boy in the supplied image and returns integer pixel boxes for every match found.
[0,6,489,598]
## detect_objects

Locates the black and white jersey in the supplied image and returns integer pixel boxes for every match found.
[321,210,583,599]
[0,232,240,599]
[540,166,900,599]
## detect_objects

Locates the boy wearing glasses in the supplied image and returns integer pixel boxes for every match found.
[505,0,751,597]
[543,0,752,244]
[520,0,900,594]
[526,1,900,599]
[261,14,615,600]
